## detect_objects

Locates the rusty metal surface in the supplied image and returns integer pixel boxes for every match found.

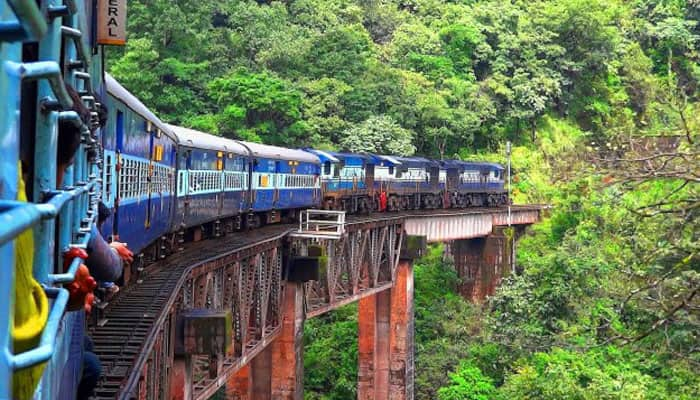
[296,219,404,317]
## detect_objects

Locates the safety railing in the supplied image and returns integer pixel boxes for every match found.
[0,1,100,399]
[292,209,346,240]
[0,0,48,42]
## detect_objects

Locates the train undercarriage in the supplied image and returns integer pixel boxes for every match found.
[322,190,509,214]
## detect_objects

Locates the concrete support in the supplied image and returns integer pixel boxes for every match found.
[389,260,414,400]
[270,282,306,399]
[169,356,191,400]
[226,365,252,400]
[251,347,272,400]
[358,289,391,400]
[451,226,518,302]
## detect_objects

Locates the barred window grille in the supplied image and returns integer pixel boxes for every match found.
[282,174,316,188]
[151,164,173,194]
[105,155,113,199]
[188,170,222,194]
[118,158,160,200]
[224,171,246,191]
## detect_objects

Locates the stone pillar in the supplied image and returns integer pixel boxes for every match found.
[357,294,376,399]
[251,347,272,400]
[226,365,252,400]
[169,356,191,400]
[451,227,514,302]
[358,289,391,400]
[389,260,414,400]
[270,282,305,399]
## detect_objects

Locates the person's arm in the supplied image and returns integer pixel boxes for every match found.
[85,224,122,282]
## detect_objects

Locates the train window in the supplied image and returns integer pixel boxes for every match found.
[323,162,332,175]
[388,166,394,175]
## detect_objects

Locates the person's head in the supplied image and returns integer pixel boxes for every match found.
[97,201,111,229]
[57,85,91,187]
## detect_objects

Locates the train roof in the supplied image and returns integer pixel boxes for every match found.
[302,149,339,163]
[441,160,505,171]
[303,149,375,163]
[235,141,320,164]
[374,155,439,168]
[165,124,249,154]
[105,74,176,140]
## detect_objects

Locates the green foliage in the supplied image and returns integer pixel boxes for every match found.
[437,362,496,400]
[208,68,306,144]
[499,347,700,400]
[340,114,416,155]
[110,0,698,153]
[303,305,359,400]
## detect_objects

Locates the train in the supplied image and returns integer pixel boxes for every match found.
[0,1,506,398]
[102,73,508,276]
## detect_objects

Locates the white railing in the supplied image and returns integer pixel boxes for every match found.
[292,209,346,239]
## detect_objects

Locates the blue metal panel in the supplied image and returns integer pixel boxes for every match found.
[115,195,173,252]
[276,188,317,209]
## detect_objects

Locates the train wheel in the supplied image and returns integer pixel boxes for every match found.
[388,196,399,212]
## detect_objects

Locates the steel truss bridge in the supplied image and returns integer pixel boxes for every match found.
[89,206,541,400]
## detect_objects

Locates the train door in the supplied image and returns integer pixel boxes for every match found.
[145,125,155,229]
[113,110,124,238]
[273,160,281,208]
[429,166,439,190]
[365,162,375,193]
[217,151,224,216]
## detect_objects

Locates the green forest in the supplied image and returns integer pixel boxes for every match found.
[109,0,699,398]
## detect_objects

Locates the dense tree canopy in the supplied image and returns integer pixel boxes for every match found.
[109,0,698,155]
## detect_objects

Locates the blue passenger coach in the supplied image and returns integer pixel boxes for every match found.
[238,141,321,226]
[103,74,178,256]
[168,124,250,234]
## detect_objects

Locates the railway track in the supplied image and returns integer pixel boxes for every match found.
[89,225,294,399]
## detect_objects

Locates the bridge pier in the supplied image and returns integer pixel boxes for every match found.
[226,364,252,399]
[270,282,305,399]
[170,355,192,400]
[389,260,414,399]
[358,290,391,399]
[357,259,414,400]
[252,347,272,399]
[450,226,526,302]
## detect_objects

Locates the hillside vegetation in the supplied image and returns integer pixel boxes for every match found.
[110,1,699,399]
